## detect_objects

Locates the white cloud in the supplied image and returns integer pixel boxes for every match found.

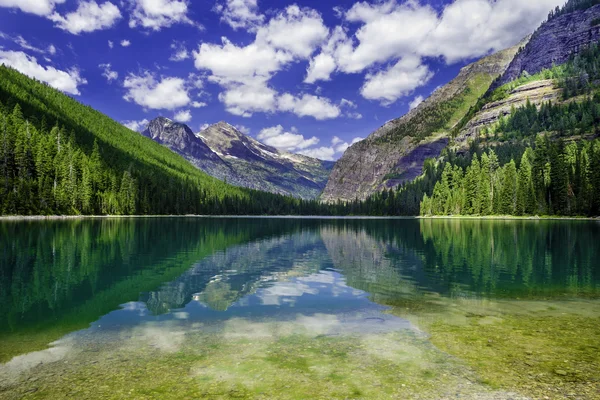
[338,1,438,74]
[0,0,65,16]
[195,5,335,118]
[191,101,206,108]
[122,118,149,131]
[0,50,86,95]
[173,109,191,123]
[256,126,362,161]
[14,35,46,54]
[123,72,190,110]
[120,39,131,47]
[128,0,195,31]
[199,123,210,131]
[339,98,362,119]
[421,0,563,63]
[0,33,56,55]
[48,1,122,35]
[297,135,363,161]
[305,52,336,84]
[361,56,433,105]
[257,125,319,151]
[215,0,264,31]
[340,98,357,109]
[108,40,114,48]
[169,41,189,61]
[255,5,329,59]
[278,93,340,120]
[409,95,424,110]
[194,38,288,86]
[99,63,118,82]
[298,146,335,161]
[218,80,278,117]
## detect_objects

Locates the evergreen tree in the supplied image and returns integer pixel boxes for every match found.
[500,160,518,215]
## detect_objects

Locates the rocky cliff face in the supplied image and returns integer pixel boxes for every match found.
[491,4,600,90]
[453,80,561,150]
[320,42,524,203]
[141,118,333,199]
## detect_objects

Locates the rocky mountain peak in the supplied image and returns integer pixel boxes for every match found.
[141,117,222,163]
[140,117,333,199]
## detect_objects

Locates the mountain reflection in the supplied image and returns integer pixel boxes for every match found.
[1,217,599,359]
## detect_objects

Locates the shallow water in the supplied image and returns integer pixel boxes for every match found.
[0,218,598,399]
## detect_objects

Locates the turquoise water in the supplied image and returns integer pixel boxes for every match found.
[0,218,598,399]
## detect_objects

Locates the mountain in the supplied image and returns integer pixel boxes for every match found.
[491,3,600,91]
[333,0,600,217]
[142,118,334,199]
[0,66,334,216]
[320,40,525,203]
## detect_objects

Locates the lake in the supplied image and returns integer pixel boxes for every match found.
[0,218,599,399]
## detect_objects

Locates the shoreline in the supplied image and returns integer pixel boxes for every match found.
[0,215,598,221]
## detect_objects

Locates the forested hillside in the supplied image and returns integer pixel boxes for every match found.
[354,43,600,217]
[0,66,333,216]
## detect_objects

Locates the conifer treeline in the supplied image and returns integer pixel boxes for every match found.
[0,65,346,216]
[0,99,341,215]
[420,137,600,216]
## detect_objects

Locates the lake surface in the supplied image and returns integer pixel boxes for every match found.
[0,218,599,399]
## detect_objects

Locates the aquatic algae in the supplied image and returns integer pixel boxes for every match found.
[389,296,600,399]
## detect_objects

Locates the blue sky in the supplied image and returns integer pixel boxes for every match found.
[0,0,563,160]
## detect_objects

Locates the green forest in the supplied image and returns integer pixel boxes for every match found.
[0,66,339,216]
[421,138,600,216]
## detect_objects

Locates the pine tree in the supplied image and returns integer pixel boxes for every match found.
[500,160,518,215]
[479,153,492,215]
[516,151,535,215]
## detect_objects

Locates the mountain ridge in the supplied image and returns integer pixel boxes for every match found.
[141,117,333,199]
[320,40,525,203]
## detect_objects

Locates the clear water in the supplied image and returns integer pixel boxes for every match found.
[1,218,599,399]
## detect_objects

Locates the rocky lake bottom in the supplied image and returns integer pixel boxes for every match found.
[0,218,598,399]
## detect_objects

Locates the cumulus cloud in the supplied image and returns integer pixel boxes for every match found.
[255,5,329,59]
[217,80,278,117]
[0,0,65,16]
[214,0,264,31]
[257,125,319,151]
[409,95,424,110]
[127,0,195,31]
[173,109,191,122]
[195,4,337,118]
[122,118,149,131]
[99,63,118,82]
[108,40,114,48]
[120,39,131,47]
[361,56,433,105]
[305,52,336,84]
[48,1,122,35]
[298,136,363,161]
[0,50,86,95]
[123,72,190,110]
[191,101,206,108]
[278,93,341,120]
